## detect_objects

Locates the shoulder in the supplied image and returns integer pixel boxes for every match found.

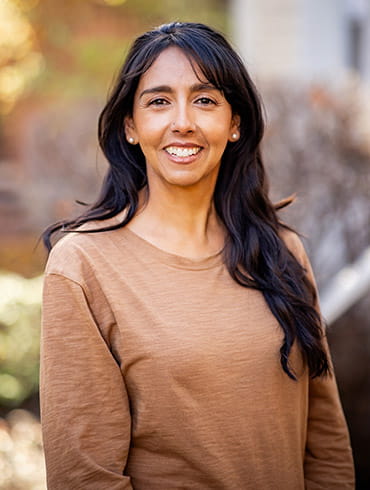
[279,227,309,268]
[279,227,318,290]
[45,232,93,280]
[45,212,126,283]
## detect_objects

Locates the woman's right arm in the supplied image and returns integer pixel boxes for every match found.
[41,272,133,489]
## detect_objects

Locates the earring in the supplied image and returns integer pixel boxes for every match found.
[128,137,135,144]
[231,133,238,140]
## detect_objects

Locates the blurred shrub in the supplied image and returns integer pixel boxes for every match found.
[0,409,46,490]
[0,272,42,408]
[0,0,44,114]
[261,80,370,284]
[0,238,45,278]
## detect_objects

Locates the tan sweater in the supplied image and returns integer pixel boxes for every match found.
[40,217,354,489]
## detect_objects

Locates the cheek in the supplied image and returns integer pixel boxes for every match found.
[204,112,232,139]
[134,111,168,137]
[207,125,232,150]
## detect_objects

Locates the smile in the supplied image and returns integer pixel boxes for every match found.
[165,146,202,157]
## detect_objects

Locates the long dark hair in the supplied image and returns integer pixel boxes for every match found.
[43,22,329,380]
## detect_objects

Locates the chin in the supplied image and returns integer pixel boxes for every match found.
[159,169,202,186]
[166,177,202,187]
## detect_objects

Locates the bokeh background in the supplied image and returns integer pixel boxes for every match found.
[0,0,369,488]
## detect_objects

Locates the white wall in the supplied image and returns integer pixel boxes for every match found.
[231,0,299,80]
[230,0,370,83]
[299,0,347,82]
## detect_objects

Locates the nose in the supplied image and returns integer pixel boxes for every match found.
[171,102,195,134]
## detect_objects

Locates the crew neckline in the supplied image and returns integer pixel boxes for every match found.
[121,226,224,271]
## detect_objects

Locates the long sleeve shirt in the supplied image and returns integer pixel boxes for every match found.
[40,218,355,489]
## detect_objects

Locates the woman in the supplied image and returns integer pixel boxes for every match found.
[41,22,354,489]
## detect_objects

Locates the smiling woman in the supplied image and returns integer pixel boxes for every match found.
[123,46,238,245]
[40,22,354,489]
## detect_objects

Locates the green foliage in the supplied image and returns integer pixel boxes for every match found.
[18,0,227,99]
[0,272,42,408]
[74,38,130,91]
[123,0,227,30]
[31,38,130,98]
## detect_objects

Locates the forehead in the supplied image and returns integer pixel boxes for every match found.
[136,47,208,90]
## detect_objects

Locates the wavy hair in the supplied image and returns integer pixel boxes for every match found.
[43,22,329,380]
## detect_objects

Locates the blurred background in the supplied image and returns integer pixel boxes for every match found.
[0,0,369,488]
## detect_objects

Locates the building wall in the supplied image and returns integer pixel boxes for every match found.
[231,0,299,79]
[231,0,370,83]
[299,0,347,82]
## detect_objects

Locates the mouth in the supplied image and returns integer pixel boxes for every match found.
[164,146,202,158]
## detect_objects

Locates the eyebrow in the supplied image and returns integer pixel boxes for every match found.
[139,83,219,99]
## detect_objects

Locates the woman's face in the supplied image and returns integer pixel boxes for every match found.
[125,47,239,191]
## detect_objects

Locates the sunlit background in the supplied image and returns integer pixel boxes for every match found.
[0,1,369,488]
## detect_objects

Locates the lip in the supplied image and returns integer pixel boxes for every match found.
[163,142,204,165]
[163,142,203,149]
[163,148,203,165]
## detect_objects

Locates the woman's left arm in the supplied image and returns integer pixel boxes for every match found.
[304,343,355,489]
[284,231,355,489]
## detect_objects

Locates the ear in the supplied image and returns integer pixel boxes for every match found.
[124,115,138,144]
[228,114,241,142]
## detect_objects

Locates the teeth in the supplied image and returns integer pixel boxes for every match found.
[165,146,201,157]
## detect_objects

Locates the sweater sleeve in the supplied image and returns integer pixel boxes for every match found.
[294,238,355,489]
[40,272,133,490]
[304,347,355,489]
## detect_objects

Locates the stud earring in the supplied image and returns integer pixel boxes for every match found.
[231,133,238,140]
[128,137,135,144]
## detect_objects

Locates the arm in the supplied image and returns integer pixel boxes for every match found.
[295,238,355,488]
[40,272,133,490]
[304,349,355,489]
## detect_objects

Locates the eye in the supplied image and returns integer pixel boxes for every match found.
[148,98,169,106]
[195,97,216,106]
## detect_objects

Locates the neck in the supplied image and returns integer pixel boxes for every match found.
[128,181,225,259]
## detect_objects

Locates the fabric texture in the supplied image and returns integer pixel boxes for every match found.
[40,215,355,489]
